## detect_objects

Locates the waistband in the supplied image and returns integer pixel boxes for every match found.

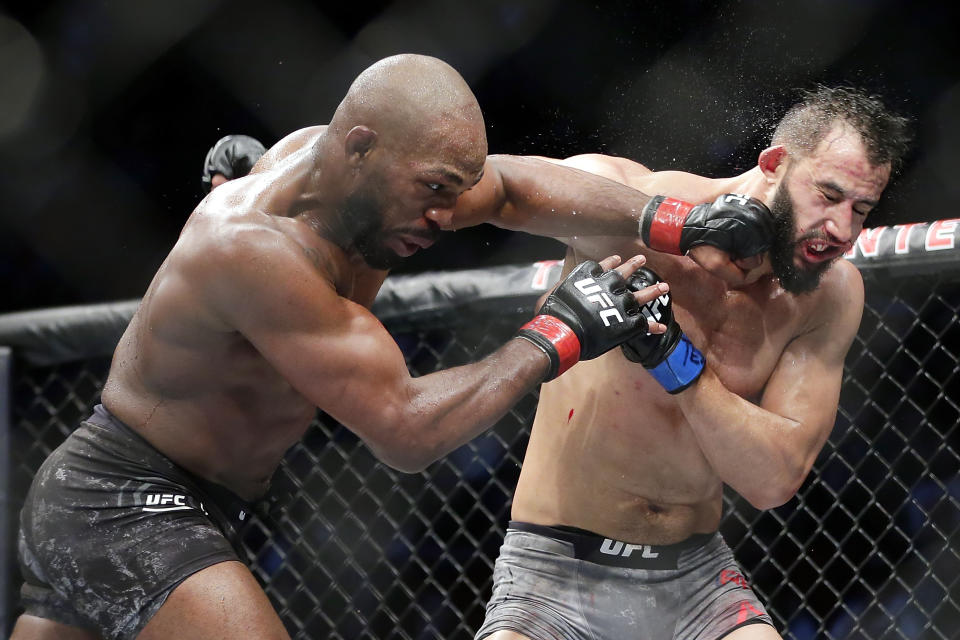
[508,520,716,570]
[85,403,257,525]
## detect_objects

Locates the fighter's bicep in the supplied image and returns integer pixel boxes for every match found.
[244,292,412,431]
[449,153,651,230]
[758,326,850,473]
[447,162,508,229]
[762,266,864,417]
[544,154,650,185]
[762,333,843,424]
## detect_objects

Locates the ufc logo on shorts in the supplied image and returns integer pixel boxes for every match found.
[142,493,192,512]
[574,277,623,326]
[600,538,660,559]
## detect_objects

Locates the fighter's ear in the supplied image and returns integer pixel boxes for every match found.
[758,145,788,181]
[344,126,378,166]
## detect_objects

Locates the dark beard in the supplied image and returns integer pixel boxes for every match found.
[768,182,831,294]
[342,189,405,270]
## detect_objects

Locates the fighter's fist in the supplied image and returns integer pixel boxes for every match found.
[517,258,653,381]
[620,267,705,393]
[640,193,774,260]
[201,134,267,193]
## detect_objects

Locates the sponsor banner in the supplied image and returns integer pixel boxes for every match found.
[845,219,960,276]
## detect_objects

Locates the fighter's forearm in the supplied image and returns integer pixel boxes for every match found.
[365,338,549,472]
[486,155,651,237]
[675,368,809,510]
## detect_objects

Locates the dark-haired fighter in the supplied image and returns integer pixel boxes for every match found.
[475,87,911,640]
[12,53,770,640]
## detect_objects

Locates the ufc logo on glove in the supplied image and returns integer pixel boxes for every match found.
[641,292,671,324]
[574,277,623,326]
[516,259,649,380]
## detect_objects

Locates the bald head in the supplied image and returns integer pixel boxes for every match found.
[330,54,487,163]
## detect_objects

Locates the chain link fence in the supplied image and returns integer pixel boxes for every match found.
[2,242,960,638]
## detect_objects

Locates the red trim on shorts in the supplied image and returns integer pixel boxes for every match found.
[648,197,693,254]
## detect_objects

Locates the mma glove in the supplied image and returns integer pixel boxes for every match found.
[517,260,649,381]
[620,267,705,394]
[201,134,267,193]
[640,193,775,259]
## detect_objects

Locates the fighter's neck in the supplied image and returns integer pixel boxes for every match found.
[262,140,356,248]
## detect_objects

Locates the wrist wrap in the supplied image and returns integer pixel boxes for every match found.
[641,196,694,255]
[517,315,581,381]
[647,333,705,393]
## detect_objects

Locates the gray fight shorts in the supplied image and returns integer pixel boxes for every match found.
[475,521,775,640]
[17,404,254,640]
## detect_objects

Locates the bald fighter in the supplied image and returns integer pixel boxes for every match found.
[12,54,766,640]
[474,87,911,640]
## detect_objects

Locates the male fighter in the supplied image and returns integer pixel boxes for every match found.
[12,54,764,640]
[474,87,911,640]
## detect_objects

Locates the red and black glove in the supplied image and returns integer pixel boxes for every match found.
[516,260,648,381]
[640,193,774,260]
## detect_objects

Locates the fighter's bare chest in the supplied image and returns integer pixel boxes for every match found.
[672,282,800,398]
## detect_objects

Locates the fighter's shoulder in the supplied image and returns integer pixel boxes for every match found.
[180,204,289,267]
[819,258,865,305]
[254,126,326,171]
[554,155,725,201]
[799,259,865,337]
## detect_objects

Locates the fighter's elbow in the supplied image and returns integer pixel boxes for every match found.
[366,437,433,473]
[364,413,441,473]
[741,468,807,510]
[742,484,797,511]
[377,452,431,474]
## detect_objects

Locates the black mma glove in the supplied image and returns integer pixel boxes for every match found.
[620,267,705,393]
[517,260,648,381]
[640,193,774,259]
[201,134,267,193]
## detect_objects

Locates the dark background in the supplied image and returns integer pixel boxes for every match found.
[2,0,959,313]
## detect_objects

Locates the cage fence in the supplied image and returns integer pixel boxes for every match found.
[2,221,959,639]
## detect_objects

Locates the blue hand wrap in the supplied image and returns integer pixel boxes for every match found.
[648,333,705,394]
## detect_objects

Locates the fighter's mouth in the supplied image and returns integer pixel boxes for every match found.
[402,234,436,250]
[390,233,436,257]
[800,239,846,264]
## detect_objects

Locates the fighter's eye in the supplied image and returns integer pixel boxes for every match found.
[426,183,442,192]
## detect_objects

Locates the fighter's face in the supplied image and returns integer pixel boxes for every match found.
[768,127,890,294]
[341,183,412,271]
[768,179,830,294]
[344,149,485,271]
